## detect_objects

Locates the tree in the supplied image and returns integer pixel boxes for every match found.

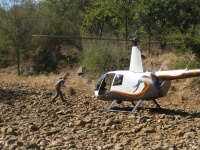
[31,0,89,72]
[81,0,136,40]
[134,0,200,55]
[0,0,39,75]
[39,0,85,49]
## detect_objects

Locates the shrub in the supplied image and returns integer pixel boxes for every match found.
[80,46,124,73]
[0,49,9,68]
[57,49,80,69]
[34,46,58,73]
[184,37,200,59]
[0,56,9,68]
[172,53,200,69]
[69,87,76,96]
[167,34,200,59]
[168,34,200,70]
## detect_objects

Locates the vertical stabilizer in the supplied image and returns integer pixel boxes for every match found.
[129,39,143,72]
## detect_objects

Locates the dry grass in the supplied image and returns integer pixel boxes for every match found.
[0,66,95,94]
[143,52,177,71]
[0,52,199,102]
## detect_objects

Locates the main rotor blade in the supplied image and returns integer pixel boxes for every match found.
[32,35,128,41]
[32,34,182,44]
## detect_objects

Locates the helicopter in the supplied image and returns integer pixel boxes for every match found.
[32,35,200,113]
[94,38,200,113]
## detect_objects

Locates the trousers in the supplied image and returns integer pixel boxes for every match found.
[51,87,64,102]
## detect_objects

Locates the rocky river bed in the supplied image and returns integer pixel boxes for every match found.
[0,78,200,150]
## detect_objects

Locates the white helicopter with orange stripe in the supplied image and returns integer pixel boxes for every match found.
[94,38,200,113]
[32,35,200,112]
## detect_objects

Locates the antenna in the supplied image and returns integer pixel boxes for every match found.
[185,55,194,70]
[159,60,166,71]
[146,61,153,72]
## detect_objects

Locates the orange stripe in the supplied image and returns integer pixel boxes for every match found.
[192,70,198,76]
[156,72,187,79]
[110,77,151,99]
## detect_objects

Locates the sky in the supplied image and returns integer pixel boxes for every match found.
[1,0,43,8]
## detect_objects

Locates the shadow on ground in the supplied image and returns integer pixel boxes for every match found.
[105,106,200,118]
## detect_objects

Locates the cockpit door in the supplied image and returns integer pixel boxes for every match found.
[95,73,115,95]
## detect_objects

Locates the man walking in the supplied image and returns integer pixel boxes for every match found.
[51,75,67,103]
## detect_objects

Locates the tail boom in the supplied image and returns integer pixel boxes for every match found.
[154,69,200,80]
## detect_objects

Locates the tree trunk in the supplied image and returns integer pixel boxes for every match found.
[16,48,20,75]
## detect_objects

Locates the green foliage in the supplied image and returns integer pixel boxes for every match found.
[0,0,40,74]
[40,0,83,42]
[0,0,200,74]
[34,46,58,73]
[167,34,200,60]
[80,46,124,72]
[0,36,9,68]
[172,53,200,69]
[69,87,76,96]
[81,0,136,39]
[57,50,80,69]
[184,37,200,59]
[173,59,200,70]
[0,54,9,68]
[167,34,190,44]
[166,34,191,53]
[134,0,200,41]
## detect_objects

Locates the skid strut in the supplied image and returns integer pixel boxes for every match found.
[152,99,162,109]
[131,99,143,112]
[107,100,117,110]
[107,99,143,113]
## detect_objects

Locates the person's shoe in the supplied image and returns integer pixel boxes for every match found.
[50,99,55,103]
[61,99,70,104]
[61,99,65,102]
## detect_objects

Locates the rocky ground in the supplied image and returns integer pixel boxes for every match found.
[0,70,200,150]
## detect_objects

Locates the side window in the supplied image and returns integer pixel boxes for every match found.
[113,74,123,86]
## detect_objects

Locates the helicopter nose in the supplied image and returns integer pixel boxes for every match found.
[94,91,99,97]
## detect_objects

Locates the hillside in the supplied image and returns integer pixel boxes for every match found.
[0,52,200,149]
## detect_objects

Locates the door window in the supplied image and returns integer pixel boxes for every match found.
[113,74,124,86]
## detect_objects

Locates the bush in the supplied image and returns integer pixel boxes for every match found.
[172,53,200,69]
[168,34,200,70]
[57,49,80,69]
[0,49,9,68]
[69,87,76,96]
[34,46,58,73]
[167,34,200,59]
[0,56,9,68]
[184,37,200,59]
[80,46,124,73]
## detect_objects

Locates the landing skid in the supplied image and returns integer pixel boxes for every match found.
[106,99,143,113]
[100,99,162,113]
